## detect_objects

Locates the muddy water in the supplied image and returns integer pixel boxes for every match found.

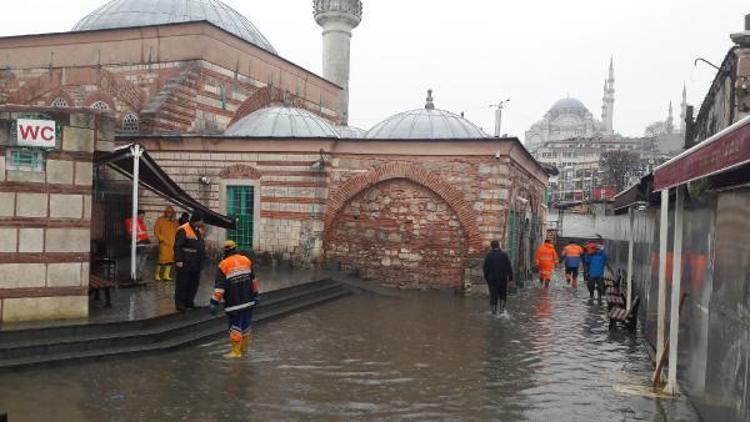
[0,283,700,421]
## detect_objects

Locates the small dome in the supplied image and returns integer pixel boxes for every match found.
[225,106,339,138]
[73,0,276,53]
[550,97,588,112]
[335,126,366,138]
[366,90,487,139]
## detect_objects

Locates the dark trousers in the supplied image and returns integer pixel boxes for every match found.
[228,308,254,337]
[175,269,201,308]
[487,281,508,307]
[587,277,605,298]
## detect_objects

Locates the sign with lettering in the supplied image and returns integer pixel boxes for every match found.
[16,119,57,148]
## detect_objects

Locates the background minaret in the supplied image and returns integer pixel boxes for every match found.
[679,84,687,133]
[314,0,363,125]
[603,57,615,134]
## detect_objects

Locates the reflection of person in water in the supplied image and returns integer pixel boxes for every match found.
[533,289,553,319]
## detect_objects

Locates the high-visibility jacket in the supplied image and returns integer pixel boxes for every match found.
[535,242,558,278]
[124,217,149,243]
[154,209,178,264]
[212,253,259,313]
[561,244,584,268]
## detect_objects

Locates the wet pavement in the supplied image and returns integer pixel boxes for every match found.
[0,266,331,331]
[0,278,701,421]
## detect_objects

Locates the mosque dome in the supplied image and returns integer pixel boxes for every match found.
[366,90,487,139]
[334,125,366,138]
[550,97,588,112]
[224,106,339,138]
[73,0,276,53]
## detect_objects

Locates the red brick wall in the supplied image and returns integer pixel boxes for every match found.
[327,179,467,288]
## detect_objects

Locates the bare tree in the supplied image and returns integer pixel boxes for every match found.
[599,150,642,192]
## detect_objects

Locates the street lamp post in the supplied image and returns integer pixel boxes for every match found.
[490,99,511,137]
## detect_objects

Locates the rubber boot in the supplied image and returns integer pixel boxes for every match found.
[162,265,174,282]
[499,300,506,314]
[154,265,163,282]
[241,334,251,353]
[491,304,497,315]
[225,341,242,359]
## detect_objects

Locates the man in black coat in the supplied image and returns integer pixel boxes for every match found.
[174,212,206,311]
[483,240,514,314]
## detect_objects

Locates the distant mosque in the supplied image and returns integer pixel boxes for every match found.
[524,59,687,148]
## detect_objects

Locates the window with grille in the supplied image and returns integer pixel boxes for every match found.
[6,149,45,172]
[91,101,110,110]
[226,186,255,251]
[51,98,68,108]
[122,113,139,132]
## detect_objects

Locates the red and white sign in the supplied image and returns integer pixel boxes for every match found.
[16,119,56,148]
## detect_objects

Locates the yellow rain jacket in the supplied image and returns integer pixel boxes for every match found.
[154,206,179,264]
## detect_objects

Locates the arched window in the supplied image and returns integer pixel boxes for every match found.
[91,101,110,110]
[51,98,68,108]
[122,113,139,133]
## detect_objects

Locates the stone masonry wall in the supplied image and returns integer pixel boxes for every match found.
[0,107,112,322]
[327,179,467,288]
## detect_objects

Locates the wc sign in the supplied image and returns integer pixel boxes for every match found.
[16,119,57,148]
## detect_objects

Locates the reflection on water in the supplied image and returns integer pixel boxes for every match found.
[0,283,700,421]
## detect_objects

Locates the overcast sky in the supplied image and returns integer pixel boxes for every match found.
[1,0,748,139]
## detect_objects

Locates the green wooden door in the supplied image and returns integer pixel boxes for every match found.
[227,186,254,251]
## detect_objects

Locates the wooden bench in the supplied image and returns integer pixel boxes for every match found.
[605,277,639,332]
[89,275,114,307]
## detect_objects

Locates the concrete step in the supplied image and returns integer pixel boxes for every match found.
[0,280,350,371]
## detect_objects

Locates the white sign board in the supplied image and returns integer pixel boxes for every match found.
[16,119,56,148]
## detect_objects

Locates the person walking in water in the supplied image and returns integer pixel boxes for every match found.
[561,240,584,288]
[586,244,609,300]
[535,237,558,288]
[210,240,260,358]
[174,212,205,311]
[483,240,514,315]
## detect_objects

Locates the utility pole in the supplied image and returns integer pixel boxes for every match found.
[490,99,511,137]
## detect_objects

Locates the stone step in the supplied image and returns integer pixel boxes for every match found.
[0,281,350,370]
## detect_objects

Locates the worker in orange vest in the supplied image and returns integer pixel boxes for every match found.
[583,241,598,282]
[535,238,558,288]
[124,210,151,282]
[210,240,260,358]
[561,240,585,288]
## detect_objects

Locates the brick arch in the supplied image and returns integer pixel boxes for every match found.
[83,91,117,111]
[45,89,75,107]
[219,164,262,179]
[229,86,285,125]
[324,162,483,254]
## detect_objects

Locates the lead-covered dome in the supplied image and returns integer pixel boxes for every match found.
[225,106,339,138]
[73,0,276,53]
[550,97,588,112]
[366,90,487,139]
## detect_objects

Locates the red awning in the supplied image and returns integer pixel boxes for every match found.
[654,116,750,191]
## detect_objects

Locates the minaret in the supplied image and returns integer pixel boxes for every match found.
[666,101,674,134]
[679,84,687,133]
[603,57,615,134]
[314,0,363,125]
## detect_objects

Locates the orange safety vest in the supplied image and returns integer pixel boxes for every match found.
[178,223,198,240]
[535,243,559,272]
[562,244,584,258]
[125,217,149,242]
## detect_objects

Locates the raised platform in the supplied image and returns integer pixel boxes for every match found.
[0,267,352,371]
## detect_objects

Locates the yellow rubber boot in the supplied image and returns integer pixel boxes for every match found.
[162,265,174,281]
[154,265,163,282]
[225,341,242,359]
[241,334,251,353]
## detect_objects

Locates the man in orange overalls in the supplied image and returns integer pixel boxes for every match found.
[535,238,558,288]
[124,210,150,282]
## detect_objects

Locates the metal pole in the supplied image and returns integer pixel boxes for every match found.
[666,186,685,395]
[626,206,635,310]
[130,144,142,281]
[656,188,669,372]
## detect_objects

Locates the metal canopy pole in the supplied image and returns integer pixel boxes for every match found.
[666,186,685,395]
[130,145,143,281]
[656,188,669,373]
[627,206,635,310]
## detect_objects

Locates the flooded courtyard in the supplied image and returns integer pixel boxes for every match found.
[0,282,700,421]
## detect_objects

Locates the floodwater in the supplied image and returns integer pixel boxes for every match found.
[0,281,701,421]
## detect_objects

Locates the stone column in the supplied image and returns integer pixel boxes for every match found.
[314,0,363,125]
